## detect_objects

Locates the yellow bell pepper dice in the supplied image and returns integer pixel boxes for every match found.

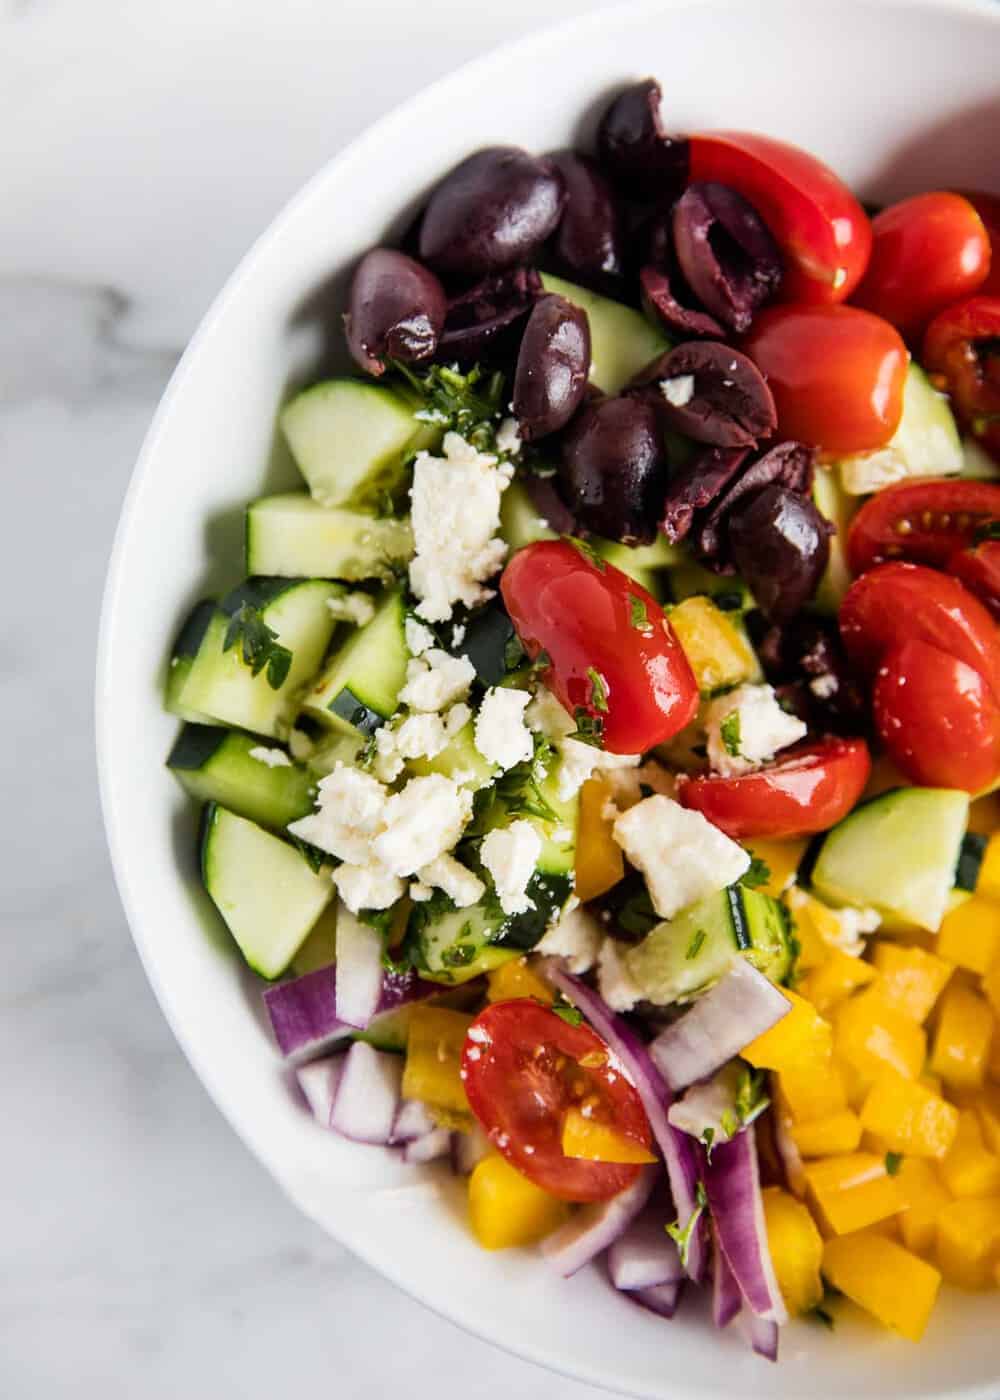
[976,831,1000,904]
[938,897,1000,976]
[561,1108,657,1165]
[784,889,851,972]
[822,1232,941,1342]
[834,988,927,1085]
[777,1059,847,1124]
[929,983,993,1090]
[487,957,553,1005]
[983,957,1000,1021]
[741,989,832,1072]
[976,1088,1000,1153]
[939,1111,1000,1198]
[860,1071,959,1160]
[468,1154,569,1250]
[799,950,877,1017]
[574,778,624,903]
[401,1005,473,1116]
[805,1152,908,1235]
[990,1026,1000,1084]
[745,838,807,900]
[871,944,954,1023]
[761,1186,824,1316]
[935,1197,1000,1290]
[669,595,759,692]
[791,1111,863,1158]
[896,1158,952,1256]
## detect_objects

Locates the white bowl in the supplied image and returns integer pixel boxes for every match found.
[98,1,1000,1394]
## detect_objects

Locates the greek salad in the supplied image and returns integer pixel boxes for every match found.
[164,79,1000,1358]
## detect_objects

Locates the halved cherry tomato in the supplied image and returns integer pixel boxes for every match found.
[873,639,1000,793]
[689,131,872,303]
[923,295,1000,461]
[846,478,1000,573]
[461,1000,653,1203]
[676,738,871,840]
[838,561,1000,700]
[959,192,1000,296]
[947,538,1000,619]
[743,305,908,453]
[851,192,991,343]
[500,540,698,754]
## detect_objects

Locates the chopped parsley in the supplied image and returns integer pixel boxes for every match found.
[552,1003,583,1027]
[666,1182,708,1270]
[569,710,605,748]
[564,536,606,571]
[493,734,560,823]
[701,1126,716,1161]
[719,1109,738,1140]
[587,667,609,713]
[720,709,742,758]
[390,361,504,451]
[628,594,652,632]
[885,1151,903,1176]
[686,929,707,960]
[740,856,771,890]
[734,1066,770,1126]
[222,604,293,690]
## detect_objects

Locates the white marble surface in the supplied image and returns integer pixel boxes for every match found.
[0,2,620,1395]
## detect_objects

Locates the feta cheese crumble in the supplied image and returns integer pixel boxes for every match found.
[597,938,643,1013]
[398,649,475,712]
[326,591,376,627]
[660,374,695,408]
[333,862,404,912]
[536,904,602,973]
[481,820,541,916]
[495,416,522,456]
[418,853,485,909]
[704,683,807,778]
[287,765,387,865]
[373,774,473,877]
[526,685,640,800]
[248,745,292,768]
[404,616,436,657]
[612,794,750,920]
[474,687,534,771]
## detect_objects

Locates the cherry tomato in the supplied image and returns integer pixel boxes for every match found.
[839,561,1000,700]
[500,540,698,754]
[743,305,908,453]
[846,478,1000,573]
[461,1000,653,1202]
[851,192,991,343]
[676,738,871,840]
[688,131,871,304]
[873,639,1000,793]
[947,538,1000,619]
[923,295,1000,461]
[959,192,1000,296]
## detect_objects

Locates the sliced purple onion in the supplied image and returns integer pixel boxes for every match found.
[541,1165,658,1278]
[703,1125,788,1325]
[335,907,386,1029]
[649,962,791,1092]
[391,1098,437,1144]
[329,1042,403,1145]
[607,1210,683,1291]
[263,964,436,1060]
[772,1090,807,1199]
[451,1124,492,1175]
[712,1231,743,1329]
[745,1310,780,1362]
[629,1281,683,1319]
[296,1056,344,1126]
[403,1126,452,1164]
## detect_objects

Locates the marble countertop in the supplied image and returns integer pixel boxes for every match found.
[0,1,618,1395]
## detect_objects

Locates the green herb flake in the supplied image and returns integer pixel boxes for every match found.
[222,603,293,690]
[719,1109,738,1140]
[390,361,505,451]
[720,709,742,758]
[587,667,609,713]
[701,1126,715,1162]
[552,1003,583,1027]
[628,594,652,632]
[686,929,707,961]
[735,1066,769,1126]
[740,855,771,890]
[564,536,606,571]
[885,1151,903,1177]
[665,1182,709,1271]
[569,710,605,749]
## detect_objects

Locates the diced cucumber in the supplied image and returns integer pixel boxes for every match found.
[290,902,338,975]
[541,274,670,394]
[668,561,753,612]
[954,831,987,894]
[200,803,334,979]
[835,363,962,497]
[623,885,792,1006]
[168,724,315,828]
[961,436,1000,480]
[245,493,413,582]
[810,786,969,933]
[593,533,681,572]
[174,578,341,739]
[300,589,408,735]
[306,730,366,778]
[812,466,858,615]
[499,478,558,552]
[409,719,496,790]
[281,379,427,509]
[165,600,217,724]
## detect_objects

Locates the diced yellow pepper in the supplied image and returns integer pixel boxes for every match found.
[976,831,1000,904]
[805,1152,908,1235]
[468,1154,569,1250]
[401,1006,473,1116]
[487,956,553,1005]
[742,989,832,1072]
[990,1026,1000,1084]
[896,1158,952,1256]
[939,1111,1000,1198]
[929,983,993,1090]
[785,889,860,972]
[822,1231,941,1341]
[860,1070,959,1159]
[761,1186,824,1315]
[777,1059,847,1123]
[983,957,1000,1021]
[871,944,953,1023]
[745,838,807,900]
[799,950,877,1017]
[834,989,926,1089]
[573,777,623,902]
[936,1197,1000,1290]
[976,1087,1000,1153]
[938,897,1000,976]
[561,1108,656,1164]
[669,595,759,692]
[967,793,1000,837]
[792,1111,863,1157]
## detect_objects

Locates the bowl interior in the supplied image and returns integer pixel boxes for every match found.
[98,1,1000,1396]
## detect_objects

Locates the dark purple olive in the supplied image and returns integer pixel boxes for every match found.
[728,484,832,622]
[344,248,446,375]
[750,615,867,734]
[522,473,580,535]
[640,265,724,340]
[418,147,565,278]
[558,395,667,544]
[636,340,777,447]
[694,440,815,564]
[512,294,591,441]
[549,150,625,291]
[659,445,748,543]
[672,183,782,334]
[438,266,541,362]
[596,79,689,199]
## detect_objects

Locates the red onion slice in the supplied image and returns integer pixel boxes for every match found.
[296,1056,344,1126]
[541,1165,658,1278]
[712,1229,743,1329]
[703,1124,788,1325]
[607,1209,683,1290]
[451,1125,492,1175]
[403,1127,452,1164]
[335,908,386,1029]
[264,964,436,1060]
[745,1311,780,1362]
[629,1281,683,1319]
[329,1042,403,1145]
[391,1098,437,1144]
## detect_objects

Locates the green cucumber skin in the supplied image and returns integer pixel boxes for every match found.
[301,590,408,735]
[168,725,315,829]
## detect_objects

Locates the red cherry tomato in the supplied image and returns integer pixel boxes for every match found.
[500,540,698,754]
[461,1000,653,1203]
[846,478,1000,573]
[959,192,1000,296]
[947,538,1000,619]
[676,738,871,840]
[851,192,991,343]
[873,639,1000,793]
[839,562,1000,700]
[923,295,1000,461]
[743,305,908,453]
[689,131,872,304]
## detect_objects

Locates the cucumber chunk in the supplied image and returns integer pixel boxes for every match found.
[810,786,969,933]
[954,831,987,894]
[835,363,962,497]
[300,589,408,735]
[409,719,496,790]
[623,885,791,1006]
[246,493,413,581]
[201,803,334,978]
[168,724,315,829]
[962,437,1000,481]
[668,561,753,612]
[498,478,558,552]
[812,466,858,614]
[541,274,670,394]
[165,600,217,724]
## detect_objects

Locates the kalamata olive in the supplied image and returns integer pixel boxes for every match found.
[596,79,689,199]
[659,445,748,543]
[728,484,832,622]
[694,440,815,564]
[522,474,580,535]
[512,294,591,441]
[549,150,625,292]
[419,147,566,277]
[344,248,447,375]
[558,394,667,544]
[672,183,782,333]
[640,265,725,339]
[637,340,777,447]
[438,266,541,361]
[750,615,867,733]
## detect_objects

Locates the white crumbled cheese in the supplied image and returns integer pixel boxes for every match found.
[326,591,376,627]
[809,673,840,700]
[525,685,640,800]
[660,374,695,408]
[408,431,513,622]
[287,764,388,864]
[612,795,750,920]
[495,416,522,456]
[597,938,643,1013]
[405,616,436,657]
[474,687,534,771]
[418,853,485,908]
[394,712,449,761]
[409,881,433,903]
[372,726,405,784]
[333,861,405,913]
[248,745,292,768]
[481,820,541,916]
[704,683,807,778]
[445,701,472,736]
[288,728,315,762]
[606,759,676,809]
[451,622,467,648]
[373,774,473,877]
[398,649,475,712]
[536,904,602,973]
